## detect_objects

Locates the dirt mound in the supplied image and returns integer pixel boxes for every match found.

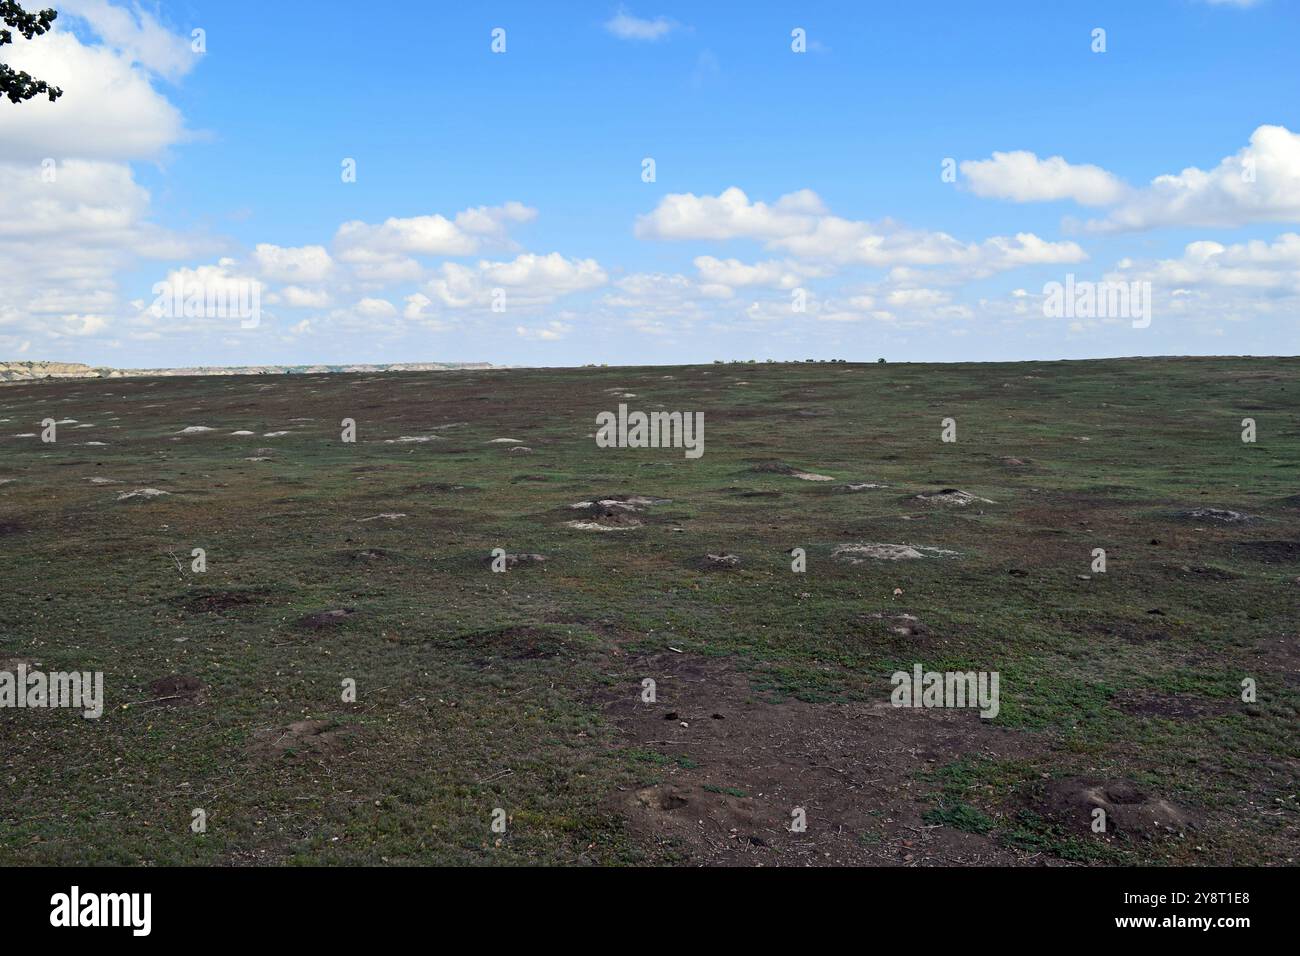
[1087,617,1182,645]
[347,548,391,562]
[567,519,641,531]
[484,552,547,570]
[1162,563,1239,581]
[173,589,268,615]
[614,783,771,849]
[696,553,741,570]
[601,651,1036,865]
[146,675,205,706]
[296,608,356,629]
[832,482,887,493]
[571,495,670,510]
[914,488,994,506]
[632,785,691,812]
[1176,507,1252,524]
[409,482,478,493]
[1034,777,1195,839]
[455,625,570,663]
[833,543,959,563]
[117,488,170,501]
[247,719,354,760]
[565,495,668,530]
[867,612,930,639]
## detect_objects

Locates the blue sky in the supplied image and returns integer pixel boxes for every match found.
[1,0,1297,367]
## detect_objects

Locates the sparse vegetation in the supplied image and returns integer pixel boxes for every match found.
[0,356,1296,865]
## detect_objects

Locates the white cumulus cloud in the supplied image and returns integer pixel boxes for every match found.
[0,30,187,162]
[604,7,679,41]
[423,253,607,311]
[252,244,334,284]
[59,0,198,81]
[1089,125,1300,231]
[960,151,1128,206]
[638,187,1085,276]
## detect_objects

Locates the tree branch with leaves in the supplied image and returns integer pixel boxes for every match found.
[1,1,62,104]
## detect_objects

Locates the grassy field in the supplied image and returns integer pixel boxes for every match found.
[1,357,1297,866]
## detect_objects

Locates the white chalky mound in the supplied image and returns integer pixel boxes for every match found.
[566,519,641,531]
[569,496,668,511]
[833,543,960,563]
[914,489,994,506]
[117,488,170,501]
